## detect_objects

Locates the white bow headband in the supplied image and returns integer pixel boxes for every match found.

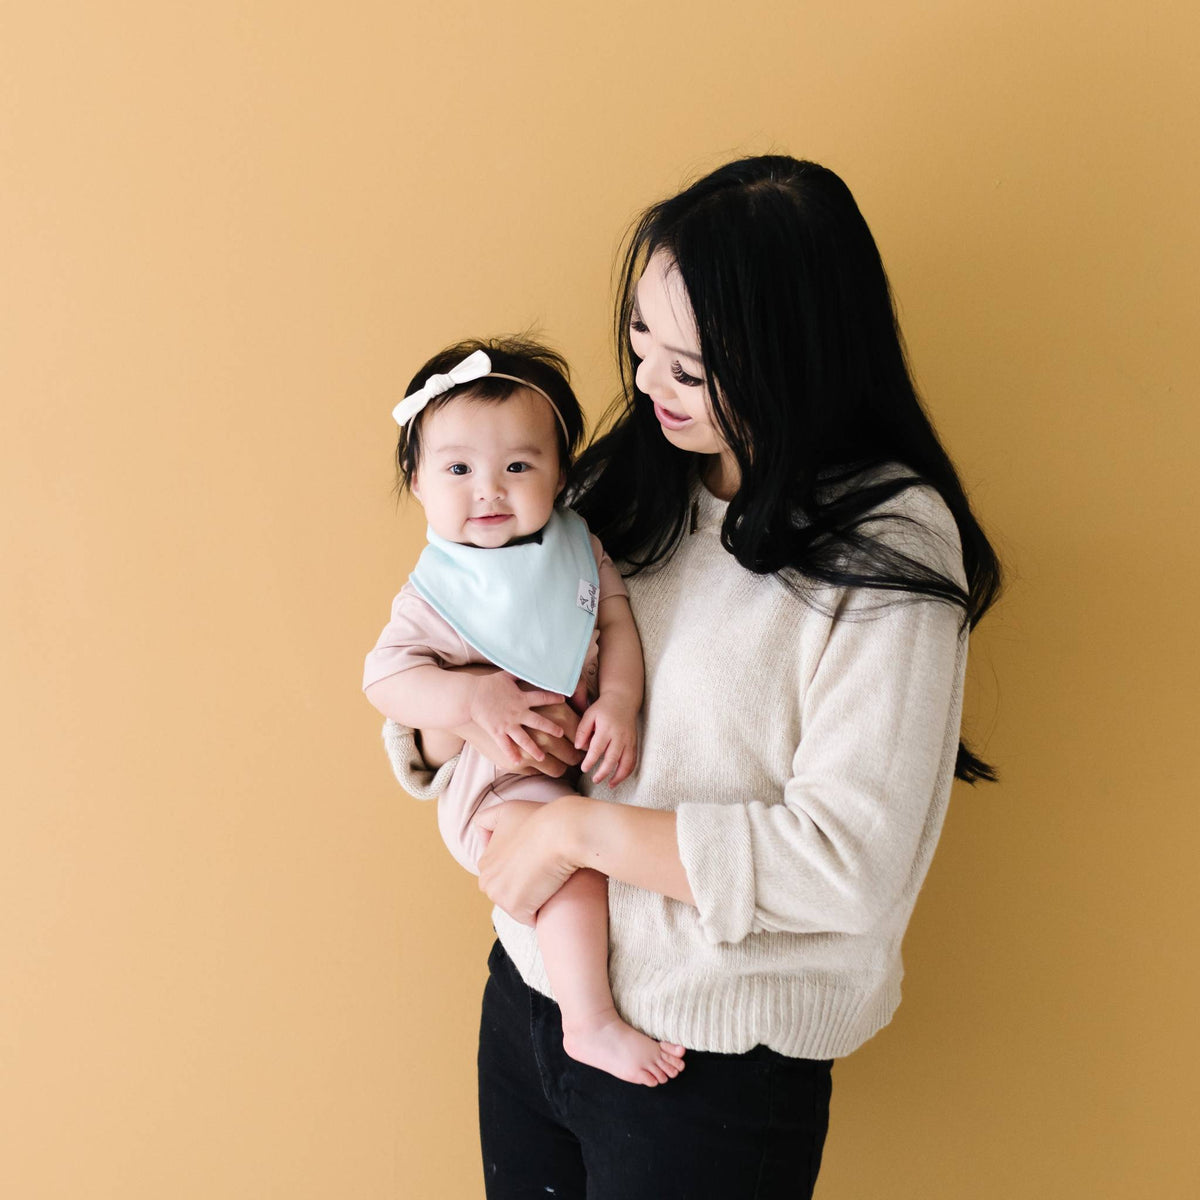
[392,349,569,439]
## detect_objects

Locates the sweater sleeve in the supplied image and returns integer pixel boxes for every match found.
[676,487,969,944]
[380,720,458,800]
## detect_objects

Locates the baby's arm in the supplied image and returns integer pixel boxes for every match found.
[366,666,565,768]
[575,594,644,786]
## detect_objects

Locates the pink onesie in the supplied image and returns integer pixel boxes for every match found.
[363,532,627,874]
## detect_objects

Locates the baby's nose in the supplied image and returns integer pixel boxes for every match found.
[476,473,506,500]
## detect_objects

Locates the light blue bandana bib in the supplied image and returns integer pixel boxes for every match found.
[409,507,600,695]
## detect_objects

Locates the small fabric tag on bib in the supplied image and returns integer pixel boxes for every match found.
[577,579,599,615]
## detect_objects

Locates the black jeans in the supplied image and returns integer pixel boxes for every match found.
[478,939,833,1199]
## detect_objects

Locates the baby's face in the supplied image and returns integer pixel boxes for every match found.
[411,388,565,547]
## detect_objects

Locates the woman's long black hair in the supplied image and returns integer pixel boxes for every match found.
[568,156,1003,783]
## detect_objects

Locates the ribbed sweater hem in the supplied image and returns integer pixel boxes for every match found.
[492,909,902,1061]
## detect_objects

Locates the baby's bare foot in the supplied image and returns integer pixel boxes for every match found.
[562,1010,686,1086]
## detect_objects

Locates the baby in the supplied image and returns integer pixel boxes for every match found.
[364,338,685,1087]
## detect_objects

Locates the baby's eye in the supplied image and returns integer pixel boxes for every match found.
[506,462,530,473]
[447,463,470,476]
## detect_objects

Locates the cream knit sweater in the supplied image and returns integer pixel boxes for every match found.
[383,473,969,1060]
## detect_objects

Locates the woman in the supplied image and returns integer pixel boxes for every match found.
[387,155,1002,1199]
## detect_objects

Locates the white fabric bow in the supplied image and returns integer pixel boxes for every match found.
[392,349,492,427]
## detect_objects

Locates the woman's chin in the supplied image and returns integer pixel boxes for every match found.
[657,422,721,460]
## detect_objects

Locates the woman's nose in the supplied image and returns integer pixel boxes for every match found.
[635,354,660,398]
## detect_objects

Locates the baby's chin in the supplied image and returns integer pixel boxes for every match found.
[443,522,542,548]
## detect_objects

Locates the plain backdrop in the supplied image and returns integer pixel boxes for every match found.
[2,2,1198,1197]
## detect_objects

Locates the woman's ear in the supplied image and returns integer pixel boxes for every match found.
[556,467,566,497]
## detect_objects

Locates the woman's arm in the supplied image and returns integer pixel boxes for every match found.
[678,595,966,943]
[416,727,467,770]
[567,796,694,904]
[479,590,965,935]
[476,794,695,926]
[672,489,971,945]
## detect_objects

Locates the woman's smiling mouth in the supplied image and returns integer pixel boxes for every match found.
[653,402,694,429]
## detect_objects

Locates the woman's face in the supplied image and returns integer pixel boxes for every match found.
[630,251,738,493]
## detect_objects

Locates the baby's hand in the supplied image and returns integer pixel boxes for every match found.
[469,673,565,768]
[575,695,639,786]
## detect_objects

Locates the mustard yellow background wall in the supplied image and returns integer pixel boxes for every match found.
[3,2,1197,1196]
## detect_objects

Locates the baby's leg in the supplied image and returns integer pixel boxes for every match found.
[536,870,685,1087]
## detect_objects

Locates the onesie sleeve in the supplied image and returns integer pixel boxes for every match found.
[364,587,469,799]
[590,534,628,602]
[675,485,970,944]
[362,584,475,691]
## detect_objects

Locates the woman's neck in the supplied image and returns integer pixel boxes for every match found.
[701,451,739,500]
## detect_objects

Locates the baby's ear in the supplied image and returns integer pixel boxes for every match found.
[556,467,567,496]
[410,469,422,501]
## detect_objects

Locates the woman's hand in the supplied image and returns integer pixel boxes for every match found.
[479,794,697,917]
[475,797,581,925]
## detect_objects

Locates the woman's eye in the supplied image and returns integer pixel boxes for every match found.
[670,362,704,388]
[506,462,530,473]
[448,463,470,476]
[629,318,649,335]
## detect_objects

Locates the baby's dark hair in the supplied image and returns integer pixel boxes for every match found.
[395,336,586,495]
